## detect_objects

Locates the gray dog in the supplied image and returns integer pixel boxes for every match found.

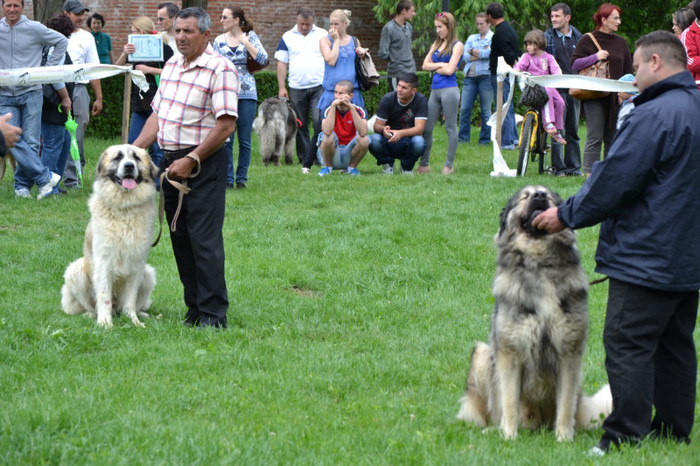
[457,185,612,441]
[252,97,298,166]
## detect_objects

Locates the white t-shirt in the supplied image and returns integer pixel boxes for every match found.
[274,24,327,89]
[67,28,99,84]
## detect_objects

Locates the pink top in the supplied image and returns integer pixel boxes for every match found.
[513,50,562,76]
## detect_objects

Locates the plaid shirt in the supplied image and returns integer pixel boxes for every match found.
[152,43,239,150]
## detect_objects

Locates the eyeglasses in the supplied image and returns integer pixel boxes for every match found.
[155,17,167,23]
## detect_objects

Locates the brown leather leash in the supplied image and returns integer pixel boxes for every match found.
[152,153,201,247]
[589,276,609,286]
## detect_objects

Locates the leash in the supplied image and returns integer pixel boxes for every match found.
[152,153,201,247]
[589,276,609,286]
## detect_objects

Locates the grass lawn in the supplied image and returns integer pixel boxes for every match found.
[0,126,696,464]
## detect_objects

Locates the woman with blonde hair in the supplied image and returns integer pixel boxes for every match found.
[420,12,464,174]
[213,6,268,189]
[317,9,366,115]
[115,16,173,172]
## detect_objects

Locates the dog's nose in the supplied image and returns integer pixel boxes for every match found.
[123,162,135,173]
[533,191,547,201]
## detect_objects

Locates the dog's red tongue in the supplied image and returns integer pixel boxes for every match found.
[121,178,137,190]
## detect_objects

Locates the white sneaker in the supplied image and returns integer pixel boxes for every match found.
[382,163,394,175]
[37,172,61,200]
[14,188,30,198]
[401,169,414,176]
[301,167,310,174]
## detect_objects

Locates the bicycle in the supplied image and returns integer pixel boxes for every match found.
[516,81,552,177]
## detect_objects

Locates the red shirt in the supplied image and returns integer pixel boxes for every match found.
[324,103,366,145]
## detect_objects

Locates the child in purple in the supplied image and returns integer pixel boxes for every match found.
[514,29,566,144]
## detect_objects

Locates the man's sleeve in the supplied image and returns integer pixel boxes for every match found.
[378,24,390,61]
[85,34,100,65]
[375,95,389,120]
[415,95,429,119]
[274,37,289,63]
[43,27,68,68]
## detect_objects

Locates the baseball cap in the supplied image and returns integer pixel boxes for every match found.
[63,0,89,14]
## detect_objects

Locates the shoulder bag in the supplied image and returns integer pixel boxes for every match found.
[569,33,610,101]
[352,36,380,91]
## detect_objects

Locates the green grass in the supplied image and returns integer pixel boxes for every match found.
[0,128,697,464]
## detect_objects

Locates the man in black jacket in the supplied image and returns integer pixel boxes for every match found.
[534,31,700,455]
[544,3,583,176]
[486,2,519,149]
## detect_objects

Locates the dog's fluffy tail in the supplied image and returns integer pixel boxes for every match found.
[575,384,613,429]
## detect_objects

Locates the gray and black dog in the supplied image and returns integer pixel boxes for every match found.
[252,97,298,166]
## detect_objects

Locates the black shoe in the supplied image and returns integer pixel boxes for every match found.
[568,171,585,177]
[226,183,235,189]
[236,182,246,189]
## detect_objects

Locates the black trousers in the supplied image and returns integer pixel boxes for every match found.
[162,146,229,327]
[289,85,323,168]
[602,278,698,444]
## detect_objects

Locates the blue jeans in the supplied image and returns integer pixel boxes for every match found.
[369,133,426,171]
[459,74,492,144]
[490,75,518,147]
[224,98,256,185]
[316,132,358,169]
[0,90,53,190]
[128,110,163,169]
[40,122,70,194]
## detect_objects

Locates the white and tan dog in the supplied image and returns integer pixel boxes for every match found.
[61,144,158,328]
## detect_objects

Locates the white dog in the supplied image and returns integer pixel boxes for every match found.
[61,145,158,328]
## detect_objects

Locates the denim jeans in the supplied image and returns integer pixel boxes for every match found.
[289,85,323,168]
[490,75,518,147]
[224,98,256,185]
[129,110,163,169]
[64,83,89,187]
[459,74,492,144]
[40,122,70,194]
[316,132,358,169]
[0,89,53,190]
[369,133,426,171]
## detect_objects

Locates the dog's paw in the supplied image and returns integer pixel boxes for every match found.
[500,423,518,440]
[131,317,146,328]
[96,314,113,328]
[555,426,575,442]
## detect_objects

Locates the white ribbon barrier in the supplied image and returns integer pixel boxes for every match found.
[0,63,149,94]
[488,56,638,177]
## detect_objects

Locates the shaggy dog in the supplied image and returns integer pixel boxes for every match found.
[252,97,298,166]
[456,185,612,441]
[61,144,158,328]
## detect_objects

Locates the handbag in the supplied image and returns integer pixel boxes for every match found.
[570,33,611,101]
[519,83,549,109]
[247,52,266,73]
[352,36,380,91]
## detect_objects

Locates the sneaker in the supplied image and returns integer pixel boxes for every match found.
[382,163,394,175]
[14,188,31,198]
[37,172,61,200]
[501,144,516,150]
[586,446,606,457]
[301,167,310,175]
[401,169,414,176]
[346,167,360,176]
[318,166,332,176]
[236,182,246,189]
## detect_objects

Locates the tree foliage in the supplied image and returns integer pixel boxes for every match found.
[374,0,678,55]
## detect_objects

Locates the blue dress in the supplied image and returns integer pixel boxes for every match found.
[317,36,366,113]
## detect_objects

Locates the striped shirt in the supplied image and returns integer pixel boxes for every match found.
[152,43,240,150]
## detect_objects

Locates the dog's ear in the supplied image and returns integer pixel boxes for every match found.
[95,149,109,176]
[498,203,509,238]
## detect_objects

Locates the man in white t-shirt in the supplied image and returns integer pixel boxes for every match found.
[274,7,327,171]
[63,0,102,188]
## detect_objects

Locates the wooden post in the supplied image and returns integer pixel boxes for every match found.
[496,80,503,148]
[121,72,132,144]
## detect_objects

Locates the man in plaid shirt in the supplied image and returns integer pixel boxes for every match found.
[135,7,239,329]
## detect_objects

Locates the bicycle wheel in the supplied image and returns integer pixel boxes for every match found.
[517,112,536,176]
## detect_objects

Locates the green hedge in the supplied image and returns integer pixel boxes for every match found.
[88,71,519,139]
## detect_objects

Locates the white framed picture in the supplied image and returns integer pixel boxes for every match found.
[128,34,164,62]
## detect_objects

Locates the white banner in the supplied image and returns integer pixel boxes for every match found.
[489,57,638,177]
[0,63,150,93]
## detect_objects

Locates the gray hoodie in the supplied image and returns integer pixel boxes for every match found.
[0,15,68,96]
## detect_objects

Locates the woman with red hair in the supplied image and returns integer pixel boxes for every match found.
[571,3,632,176]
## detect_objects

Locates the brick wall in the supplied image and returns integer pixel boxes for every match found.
[23,0,392,71]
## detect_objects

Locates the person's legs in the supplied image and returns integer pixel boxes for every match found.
[650,290,698,442]
[40,122,65,194]
[420,90,442,167]
[289,87,310,165]
[459,76,478,143]
[318,131,338,167]
[224,133,235,186]
[234,99,257,186]
[476,75,493,144]
[348,135,369,169]
[490,75,517,147]
[582,99,606,174]
[398,135,426,172]
[562,93,582,173]
[304,85,324,169]
[64,84,90,187]
[442,86,460,168]
[369,133,394,166]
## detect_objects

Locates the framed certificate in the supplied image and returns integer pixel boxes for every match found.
[127,34,164,62]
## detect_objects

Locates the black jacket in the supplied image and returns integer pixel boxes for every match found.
[131,44,174,114]
[41,52,74,126]
[558,71,700,291]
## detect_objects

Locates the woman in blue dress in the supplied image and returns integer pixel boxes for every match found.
[317,9,366,114]
[213,6,268,189]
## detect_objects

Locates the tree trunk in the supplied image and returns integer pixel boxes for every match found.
[33,0,66,25]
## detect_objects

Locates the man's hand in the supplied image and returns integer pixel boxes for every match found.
[92,98,103,116]
[383,125,401,143]
[166,156,197,180]
[0,113,21,149]
[278,87,289,100]
[531,207,565,233]
[61,95,72,115]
